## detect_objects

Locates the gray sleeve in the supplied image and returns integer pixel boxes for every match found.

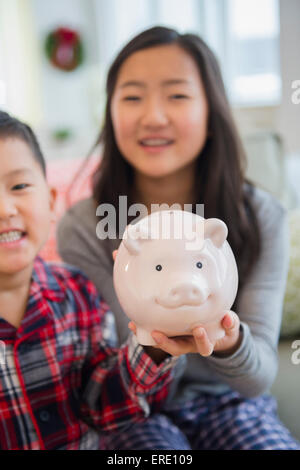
[206,192,289,397]
[57,192,289,399]
[56,206,130,345]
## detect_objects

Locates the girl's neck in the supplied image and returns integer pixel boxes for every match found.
[133,163,197,214]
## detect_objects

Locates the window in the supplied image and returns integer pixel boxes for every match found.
[94,0,281,108]
[226,0,281,106]
[0,0,41,122]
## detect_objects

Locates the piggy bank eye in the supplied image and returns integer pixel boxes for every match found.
[196,262,203,269]
[156,264,162,271]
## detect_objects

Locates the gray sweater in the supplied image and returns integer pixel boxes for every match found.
[56,187,289,402]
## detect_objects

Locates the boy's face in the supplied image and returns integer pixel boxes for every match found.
[0,138,56,275]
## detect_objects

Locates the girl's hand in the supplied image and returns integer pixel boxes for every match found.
[113,250,241,360]
[127,321,171,364]
[129,311,241,359]
[211,312,242,357]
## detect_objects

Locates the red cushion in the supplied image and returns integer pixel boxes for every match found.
[39,155,100,262]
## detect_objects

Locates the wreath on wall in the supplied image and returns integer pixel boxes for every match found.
[45,27,84,72]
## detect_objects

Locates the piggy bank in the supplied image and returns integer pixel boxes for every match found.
[113,210,238,346]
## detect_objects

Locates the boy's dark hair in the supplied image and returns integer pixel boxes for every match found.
[0,110,46,176]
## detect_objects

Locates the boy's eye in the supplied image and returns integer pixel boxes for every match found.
[12,183,30,191]
[123,96,141,101]
[171,94,188,100]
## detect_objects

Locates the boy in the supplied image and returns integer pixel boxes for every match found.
[0,111,182,450]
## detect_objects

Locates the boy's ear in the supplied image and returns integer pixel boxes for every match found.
[48,186,58,222]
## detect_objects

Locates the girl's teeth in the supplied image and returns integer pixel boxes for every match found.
[0,231,23,243]
[141,139,171,146]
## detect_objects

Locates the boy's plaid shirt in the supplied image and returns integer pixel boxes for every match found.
[0,257,182,450]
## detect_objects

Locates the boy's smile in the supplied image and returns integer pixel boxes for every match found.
[0,138,56,276]
[0,228,27,248]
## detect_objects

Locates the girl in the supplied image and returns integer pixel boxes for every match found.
[57,26,300,450]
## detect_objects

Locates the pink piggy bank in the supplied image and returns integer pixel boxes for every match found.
[113,210,238,346]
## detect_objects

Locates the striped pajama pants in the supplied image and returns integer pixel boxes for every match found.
[103,391,300,450]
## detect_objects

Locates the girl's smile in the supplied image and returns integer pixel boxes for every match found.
[138,134,175,154]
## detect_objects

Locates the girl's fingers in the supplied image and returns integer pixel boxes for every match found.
[112,250,118,261]
[128,321,137,334]
[193,327,214,356]
[222,311,239,334]
[151,332,195,356]
[151,329,214,357]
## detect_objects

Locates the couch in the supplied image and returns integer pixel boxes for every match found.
[243,132,300,441]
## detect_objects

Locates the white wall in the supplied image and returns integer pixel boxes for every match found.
[31,0,101,157]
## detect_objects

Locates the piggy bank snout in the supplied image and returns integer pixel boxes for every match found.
[158,282,209,308]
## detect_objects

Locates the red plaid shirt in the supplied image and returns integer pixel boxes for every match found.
[0,257,180,450]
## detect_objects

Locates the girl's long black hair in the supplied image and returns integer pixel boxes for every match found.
[85,26,261,289]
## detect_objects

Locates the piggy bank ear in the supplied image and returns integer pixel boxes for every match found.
[122,224,149,255]
[204,218,228,248]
